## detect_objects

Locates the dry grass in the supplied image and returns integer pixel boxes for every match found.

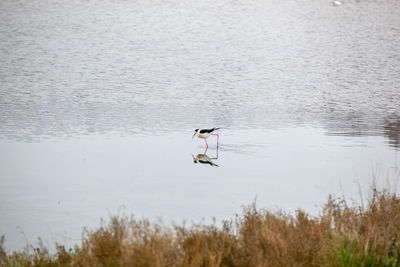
[1,187,400,267]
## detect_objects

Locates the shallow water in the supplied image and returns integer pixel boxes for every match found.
[1,0,400,250]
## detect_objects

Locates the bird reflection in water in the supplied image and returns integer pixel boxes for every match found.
[192,146,219,167]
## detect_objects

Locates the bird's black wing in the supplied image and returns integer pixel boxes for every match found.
[199,129,213,134]
[199,128,219,134]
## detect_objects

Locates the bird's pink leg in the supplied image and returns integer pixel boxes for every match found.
[211,145,219,160]
[205,138,208,148]
[212,134,219,147]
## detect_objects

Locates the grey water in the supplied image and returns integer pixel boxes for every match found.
[1,0,400,250]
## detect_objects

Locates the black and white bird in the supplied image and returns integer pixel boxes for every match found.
[192,154,219,167]
[192,128,220,147]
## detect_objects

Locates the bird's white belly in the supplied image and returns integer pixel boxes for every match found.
[198,133,210,138]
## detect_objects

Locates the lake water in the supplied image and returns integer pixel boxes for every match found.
[1,0,400,251]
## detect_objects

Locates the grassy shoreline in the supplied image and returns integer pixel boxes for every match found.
[1,187,400,267]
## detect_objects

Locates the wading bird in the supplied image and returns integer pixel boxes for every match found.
[192,128,220,148]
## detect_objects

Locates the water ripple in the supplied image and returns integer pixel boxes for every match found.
[1,0,400,147]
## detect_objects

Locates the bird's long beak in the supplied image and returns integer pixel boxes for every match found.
[192,132,196,138]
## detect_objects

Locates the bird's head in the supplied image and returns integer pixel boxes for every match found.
[192,129,199,138]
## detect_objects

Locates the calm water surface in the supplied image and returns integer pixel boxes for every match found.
[1,0,400,250]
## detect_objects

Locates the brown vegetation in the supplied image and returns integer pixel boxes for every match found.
[1,187,400,267]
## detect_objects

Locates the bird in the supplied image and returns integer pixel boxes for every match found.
[192,128,220,148]
[192,154,219,167]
